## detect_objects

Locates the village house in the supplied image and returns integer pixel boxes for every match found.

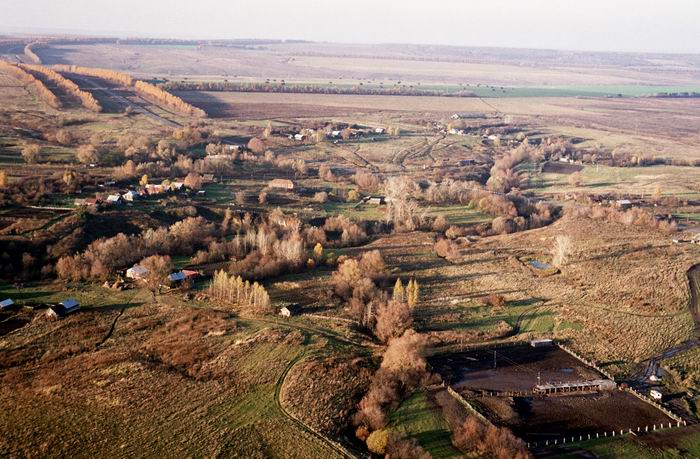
[616,199,633,210]
[47,298,81,319]
[362,196,387,205]
[268,178,294,190]
[279,304,302,317]
[375,127,385,134]
[0,298,15,310]
[126,264,149,280]
[106,194,123,205]
[122,190,141,202]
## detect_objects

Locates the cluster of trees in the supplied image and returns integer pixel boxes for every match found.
[208,269,271,313]
[56,216,214,282]
[0,61,60,108]
[331,251,418,343]
[134,80,206,118]
[162,80,477,98]
[323,215,368,246]
[354,330,438,439]
[21,64,102,112]
[486,144,537,193]
[452,417,530,458]
[567,205,677,234]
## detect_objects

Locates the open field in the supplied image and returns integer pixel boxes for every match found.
[33,42,700,87]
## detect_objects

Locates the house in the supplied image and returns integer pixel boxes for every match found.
[126,264,149,280]
[182,269,199,279]
[331,130,342,138]
[122,190,140,202]
[616,199,633,210]
[47,298,81,319]
[168,271,187,283]
[171,181,184,191]
[530,339,554,347]
[375,127,385,134]
[649,374,661,382]
[650,389,663,401]
[363,196,387,205]
[293,133,305,141]
[145,184,165,195]
[0,298,15,310]
[279,304,302,317]
[75,197,101,207]
[106,194,123,205]
[202,174,215,183]
[268,178,294,190]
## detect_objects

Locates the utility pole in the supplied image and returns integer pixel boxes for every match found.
[538,371,541,386]
[493,350,497,369]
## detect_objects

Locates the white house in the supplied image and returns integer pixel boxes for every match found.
[650,389,663,401]
[122,190,140,202]
[293,133,305,141]
[375,127,385,134]
[106,194,123,205]
[126,264,149,280]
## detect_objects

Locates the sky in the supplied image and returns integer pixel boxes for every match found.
[1,0,700,54]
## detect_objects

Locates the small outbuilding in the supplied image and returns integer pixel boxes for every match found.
[616,199,633,210]
[279,304,302,317]
[126,264,149,280]
[268,179,295,190]
[0,298,15,310]
[650,389,663,401]
[48,298,80,319]
[106,194,123,205]
[530,339,554,347]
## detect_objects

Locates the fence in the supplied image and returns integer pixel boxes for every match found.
[445,385,493,426]
[557,342,616,381]
[527,420,687,449]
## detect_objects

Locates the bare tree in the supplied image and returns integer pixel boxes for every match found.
[551,235,573,268]
[21,144,41,164]
[140,255,174,301]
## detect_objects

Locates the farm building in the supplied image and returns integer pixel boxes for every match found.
[106,194,123,205]
[279,304,302,317]
[122,190,141,201]
[0,298,15,310]
[47,298,81,319]
[375,127,385,134]
[530,339,554,347]
[168,271,186,283]
[268,179,294,190]
[616,199,633,210]
[362,196,387,205]
[126,264,149,280]
[534,379,616,395]
[650,389,663,400]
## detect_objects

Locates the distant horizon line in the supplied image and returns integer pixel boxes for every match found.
[1,27,699,57]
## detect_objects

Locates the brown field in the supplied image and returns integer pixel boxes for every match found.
[178,91,700,159]
[35,42,700,87]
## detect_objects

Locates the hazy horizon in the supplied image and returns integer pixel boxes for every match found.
[2,0,700,55]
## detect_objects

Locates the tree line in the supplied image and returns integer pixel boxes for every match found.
[162,80,477,98]
[52,65,206,117]
[23,42,43,64]
[0,61,60,109]
[134,80,206,117]
[20,64,102,112]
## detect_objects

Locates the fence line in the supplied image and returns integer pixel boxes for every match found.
[445,385,493,427]
[557,342,616,381]
[527,420,687,449]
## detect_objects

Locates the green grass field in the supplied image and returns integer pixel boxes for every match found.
[389,390,462,459]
